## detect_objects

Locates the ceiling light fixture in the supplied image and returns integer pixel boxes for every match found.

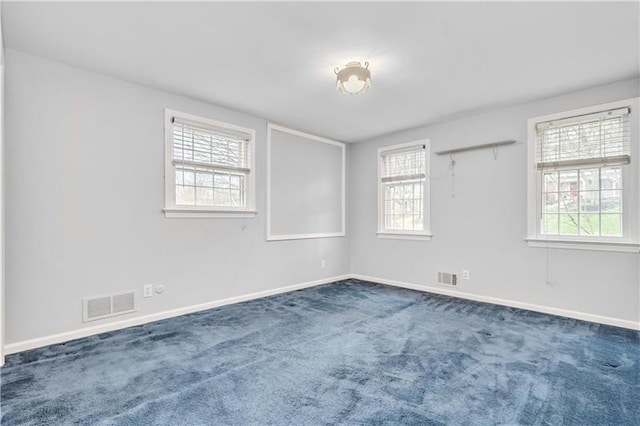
[334,61,371,95]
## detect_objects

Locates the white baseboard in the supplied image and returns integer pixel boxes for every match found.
[3,274,351,356]
[4,272,637,361]
[349,274,640,331]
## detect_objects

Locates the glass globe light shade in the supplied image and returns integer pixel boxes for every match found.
[335,61,371,95]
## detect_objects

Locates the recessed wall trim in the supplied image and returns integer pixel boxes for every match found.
[266,124,346,241]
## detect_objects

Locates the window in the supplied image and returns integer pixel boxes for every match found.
[378,141,431,240]
[164,110,256,218]
[527,98,639,252]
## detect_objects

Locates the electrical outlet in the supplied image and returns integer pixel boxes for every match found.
[321,260,326,269]
[462,270,470,280]
[143,284,153,298]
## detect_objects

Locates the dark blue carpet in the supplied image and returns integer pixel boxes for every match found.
[1,280,638,425]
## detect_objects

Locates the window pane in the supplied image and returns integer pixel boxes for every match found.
[601,167,622,190]
[196,172,213,187]
[579,191,599,213]
[405,215,413,230]
[406,183,416,199]
[543,199,558,214]
[539,165,628,238]
[230,190,242,207]
[195,187,213,206]
[579,214,599,236]
[214,174,230,188]
[403,199,413,214]
[385,185,394,200]
[413,215,423,230]
[390,214,402,230]
[579,169,599,191]
[388,200,397,215]
[385,214,394,230]
[559,170,578,192]
[230,175,241,189]
[542,214,559,235]
[176,185,195,205]
[544,172,558,193]
[413,200,423,215]
[558,192,578,212]
[601,214,622,236]
[559,214,579,235]
[544,193,558,214]
[214,189,229,205]
[393,200,403,214]
[602,190,622,213]
[406,184,414,199]
[183,170,195,186]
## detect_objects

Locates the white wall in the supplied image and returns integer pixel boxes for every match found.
[349,78,640,325]
[4,50,350,345]
[4,47,639,350]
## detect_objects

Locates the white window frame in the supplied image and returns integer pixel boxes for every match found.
[526,98,640,252]
[163,109,257,218]
[377,140,432,241]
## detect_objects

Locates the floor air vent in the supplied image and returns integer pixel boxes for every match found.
[437,272,458,286]
[83,291,136,322]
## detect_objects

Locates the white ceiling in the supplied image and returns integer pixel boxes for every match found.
[3,2,639,142]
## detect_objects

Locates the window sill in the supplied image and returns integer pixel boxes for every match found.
[163,208,258,219]
[525,238,640,253]
[377,232,433,241]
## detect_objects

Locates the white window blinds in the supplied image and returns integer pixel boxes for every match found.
[536,107,630,170]
[172,117,251,171]
[381,145,426,183]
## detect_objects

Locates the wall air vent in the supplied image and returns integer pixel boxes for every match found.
[112,292,135,313]
[83,291,136,322]
[437,272,458,286]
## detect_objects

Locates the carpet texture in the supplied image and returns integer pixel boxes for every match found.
[1,280,638,425]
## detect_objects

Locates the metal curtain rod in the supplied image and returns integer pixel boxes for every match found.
[434,140,516,155]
